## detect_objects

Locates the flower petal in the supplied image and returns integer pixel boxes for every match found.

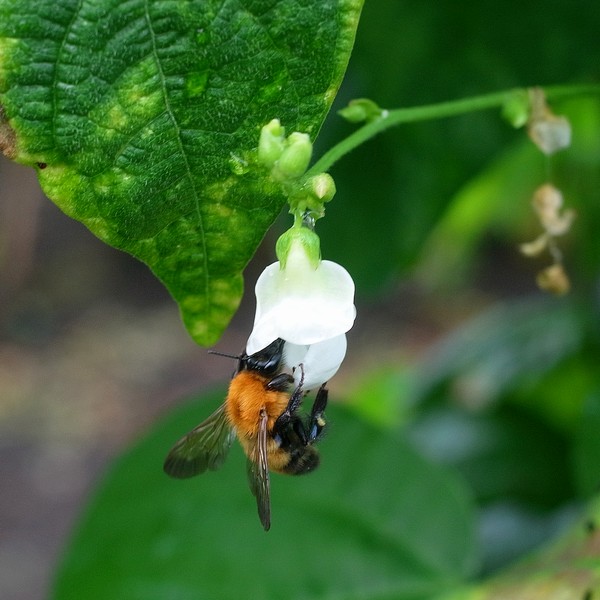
[283,335,347,391]
[247,257,355,354]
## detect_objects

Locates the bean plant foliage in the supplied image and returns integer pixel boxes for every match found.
[3,1,600,599]
[0,0,363,345]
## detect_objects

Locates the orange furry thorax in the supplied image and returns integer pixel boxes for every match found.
[225,370,289,437]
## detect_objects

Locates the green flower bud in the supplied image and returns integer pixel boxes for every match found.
[501,89,530,128]
[286,173,336,221]
[273,132,312,181]
[306,173,336,204]
[258,119,285,168]
[338,98,385,123]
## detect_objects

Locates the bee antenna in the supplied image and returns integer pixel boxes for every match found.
[207,350,242,361]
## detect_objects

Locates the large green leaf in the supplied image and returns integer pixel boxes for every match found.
[0,0,363,344]
[52,390,477,600]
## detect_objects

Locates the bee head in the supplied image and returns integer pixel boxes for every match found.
[209,338,285,377]
[241,338,285,375]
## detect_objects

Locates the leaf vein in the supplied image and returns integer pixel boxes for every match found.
[143,0,209,307]
[51,0,84,143]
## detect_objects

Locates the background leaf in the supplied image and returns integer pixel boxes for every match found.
[0,0,363,345]
[52,391,477,600]
[446,497,600,600]
[344,293,600,572]
[573,393,600,498]
[410,298,586,418]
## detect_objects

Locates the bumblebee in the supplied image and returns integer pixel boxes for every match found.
[163,338,328,531]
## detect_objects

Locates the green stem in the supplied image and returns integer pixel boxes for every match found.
[306,83,600,177]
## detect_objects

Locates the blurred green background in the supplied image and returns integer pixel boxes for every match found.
[1,1,600,599]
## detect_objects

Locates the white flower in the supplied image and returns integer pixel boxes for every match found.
[246,232,356,390]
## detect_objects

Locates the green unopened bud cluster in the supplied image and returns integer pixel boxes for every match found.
[258,119,312,181]
[258,119,337,223]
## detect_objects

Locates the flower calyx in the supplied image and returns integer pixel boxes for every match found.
[258,119,336,224]
[275,226,321,270]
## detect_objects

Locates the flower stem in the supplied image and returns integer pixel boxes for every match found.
[306,83,600,177]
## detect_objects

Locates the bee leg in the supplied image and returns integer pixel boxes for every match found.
[311,383,328,415]
[307,384,328,443]
[276,384,328,448]
[292,363,306,388]
[273,377,305,434]
[266,372,294,392]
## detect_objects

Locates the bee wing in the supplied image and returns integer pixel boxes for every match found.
[246,407,271,531]
[163,403,235,479]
